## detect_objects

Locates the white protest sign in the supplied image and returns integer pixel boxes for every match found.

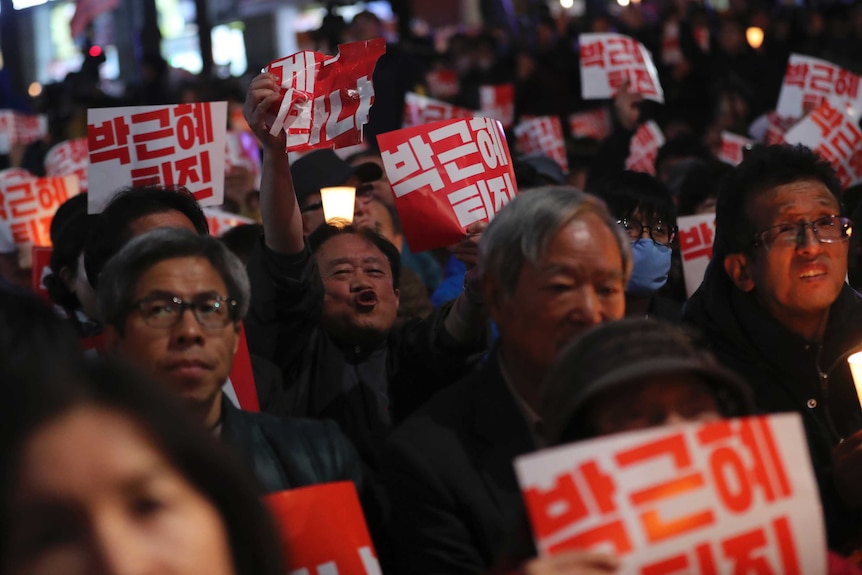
[515,116,569,174]
[0,174,81,246]
[718,131,754,167]
[678,213,716,297]
[403,92,478,128]
[203,207,256,237]
[776,54,862,120]
[516,414,826,574]
[46,138,89,191]
[579,33,664,103]
[87,102,227,213]
[625,121,665,175]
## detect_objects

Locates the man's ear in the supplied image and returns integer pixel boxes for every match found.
[231,323,241,356]
[103,324,121,350]
[724,254,755,292]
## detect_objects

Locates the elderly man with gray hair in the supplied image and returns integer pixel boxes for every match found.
[98,227,363,494]
[380,187,633,575]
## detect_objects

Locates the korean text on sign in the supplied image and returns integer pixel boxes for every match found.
[677,214,716,297]
[266,39,385,153]
[0,111,48,154]
[579,33,664,103]
[0,175,81,246]
[515,116,569,174]
[718,132,754,167]
[378,117,517,252]
[87,101,227,214]
[515,414,826,574]
[625,121,665,176]
[46,138,89,191]
[776,54,862,120]
[783,99,862,190]
[479,84,515,130]
[403,92,477,129]
[569,108,612,141]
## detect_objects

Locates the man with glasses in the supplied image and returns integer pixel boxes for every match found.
[684,144,862,550]
[97,227,363,494]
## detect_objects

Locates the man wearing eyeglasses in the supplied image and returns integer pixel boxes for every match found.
[684,144,862,550]
[97,227,363,494]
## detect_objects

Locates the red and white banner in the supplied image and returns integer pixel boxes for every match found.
[265,39,385,153]
[718,131,754,167]
[46,138,89,191]
[31,245,53,301]
[0,111,48,154]
[783,100,862,190]
[203,207,256,237]
[764,112,798,146]
[426,68,460,100]
[403,92,477,128]
[480,84,515,130]
[515,116,568,174]
[0,175,80,247]
[776,54,862,120]
[71,0,120,37]
[265,482,381,575]
[223,323,260,412]
[87,102,227,213]
[579,33,664,103]
[625,121,665,175]
[378,117,517,252]
[516,414,826,573]
[569,108,612,141]
[677,213,716,297]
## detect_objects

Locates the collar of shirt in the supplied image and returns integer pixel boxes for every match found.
[498,350,544,448]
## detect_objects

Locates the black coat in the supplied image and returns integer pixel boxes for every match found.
[380,352,535,575]
[684,260,862,549]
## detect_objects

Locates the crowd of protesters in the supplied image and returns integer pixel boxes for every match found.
[6,0,862,574]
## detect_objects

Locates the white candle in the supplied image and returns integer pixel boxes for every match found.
[320,186,356,225]
[848,351,862,408]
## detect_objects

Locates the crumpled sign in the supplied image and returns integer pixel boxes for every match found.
[265,39,386,152]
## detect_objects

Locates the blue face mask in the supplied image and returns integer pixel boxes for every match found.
[627,239,672,296]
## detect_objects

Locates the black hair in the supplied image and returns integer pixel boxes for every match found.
[83,186,209,289]
[308,223,402,290]
[220,223,264,265]
[713,144,843,259]
[589,170,677,229]
[0,357,284,575]
[654,135,712,179]
[672,159,733,217]
[44,194,91,311]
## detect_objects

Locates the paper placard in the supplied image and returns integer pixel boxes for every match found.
[46,138,89,191]
[718,131,755,167]
[87,102,228,213]
[580,33,664,103]
[678,213,716,297]
[776,54,862,120]
[515,116,568,174]
[0,174,81,247]
[203,207,256,237]
[403,92,478,128]
[265,39,385,152]
[569,108,612,141]
[516,414,826,574]
[480,84,515,130]
[0,111,48,154]
[378,117,517,252]
[625,121,665,175]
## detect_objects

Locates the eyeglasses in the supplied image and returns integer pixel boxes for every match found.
[617,218,677,247]
[131,295,237,330]
[752,215,853,251]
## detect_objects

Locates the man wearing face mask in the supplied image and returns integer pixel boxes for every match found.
[591,171,682,321]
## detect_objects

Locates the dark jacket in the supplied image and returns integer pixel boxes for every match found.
[221,398,362,493]
[684,260,862,549]
[380,352,535,575]
[245,239,486,469]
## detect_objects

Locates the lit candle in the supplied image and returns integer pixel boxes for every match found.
[848,352,862,408]
[320,186,356,226]
[746,27,764,50]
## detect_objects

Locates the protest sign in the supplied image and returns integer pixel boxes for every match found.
[718,131,754,167]
[764,112,797,146]
[515,116,568,174]
[580,33,664,103]
[625,121,665,175]
[426,68,460,100]
[569,108,612,141]
[265,39,385,152]
[516,414,826,574]
[266,482,381,575]
[30,245,52,300]
[46,138,89,191]
[378,117,516,252]
[677,213,716,297]
[203,207,256,237]
[776,54,862,120]
[223,323,259,412]
[480,84,515,130]
[87,102,227,213]
[783,99,862,190]
[0,111,48,154]
[403,92,477,128]
[0,174,80,247]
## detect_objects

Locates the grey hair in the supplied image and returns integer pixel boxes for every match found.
[478,186,633,295]
[98,227,251,332]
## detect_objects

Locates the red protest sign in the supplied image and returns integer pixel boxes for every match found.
[379,117,517,252]
[514,116,568,174]
[625,121,665,175]
[426,68,460,100]
[87,102,228,213]
[783,100,862,189]
[776,54,862,120]
[0,175,80,247]
[31,245,52,301]
[265,39,385,152]
[569,108,612,141]
[718,131,754,167]
[516,414,825,573]
[480,84,515,130]
[579,33,664,102]
[224,323,259,412]
[46,138,89,191]
[677,214,716,297]
[265,482,381,575]
[403,92,477,128]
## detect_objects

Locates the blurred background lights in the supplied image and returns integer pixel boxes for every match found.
[746,27,764,49]
[28,82,42,97]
